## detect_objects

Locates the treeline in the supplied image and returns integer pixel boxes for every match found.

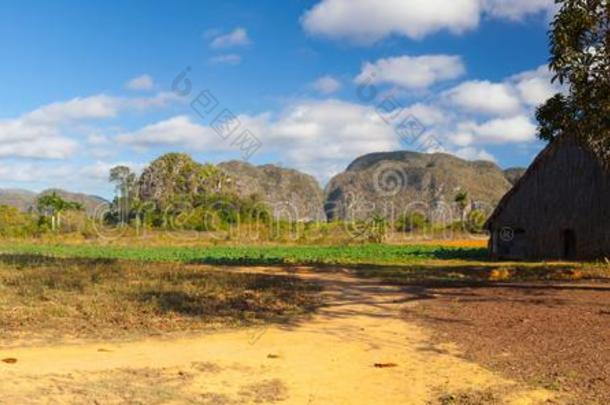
[0,153,489,242]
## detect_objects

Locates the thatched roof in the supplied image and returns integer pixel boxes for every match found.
[484,134,596,229]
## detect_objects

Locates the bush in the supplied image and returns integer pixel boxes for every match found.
[396,212,429,232]
[0,205,40,237]
[466,209,487,233]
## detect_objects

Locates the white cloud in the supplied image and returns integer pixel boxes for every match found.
[510,65,560,107]
[126,74,155,91]
[118,100,400,181]
[355,55,465,89]
[209,54,242,65]
[0,137,78,159]
[455,146,497,162]
[0,92,178,160]
[81,161,147,181]
[458,115,538,144]
[443,81,522,116]
[302,0,555,43]
[311,75,342,94]
[401,103,449,127]
[117,91,546,181]
[0,162,73,183]
[116,115,220,149]
[25,95,120,125]
[441,65,563,118]
[483,0,557,21]
[210,28,251,48]
[390,66,558,149]
[302,0,481,43]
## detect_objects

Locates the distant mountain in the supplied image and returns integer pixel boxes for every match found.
[219,161,325,221]
[0,189,37,211]
[0,188,108,215]
[503,168,527,185]
[0,153,522,223]
[325,151,513,222]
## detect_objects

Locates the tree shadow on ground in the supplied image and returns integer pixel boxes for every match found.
[185,247,490,267]
[0,253,117,268]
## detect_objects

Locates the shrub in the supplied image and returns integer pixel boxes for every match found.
[466,210,487,233]
[396,212,429,232]
[0,205,39,237]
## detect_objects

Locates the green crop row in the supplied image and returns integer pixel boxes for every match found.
[0,243,487,266]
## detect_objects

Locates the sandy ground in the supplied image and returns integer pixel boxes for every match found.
[0,267,552,404]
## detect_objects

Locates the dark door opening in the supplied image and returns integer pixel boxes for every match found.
[562,229,577,260]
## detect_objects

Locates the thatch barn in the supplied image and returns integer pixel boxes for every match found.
[485,135,610,260]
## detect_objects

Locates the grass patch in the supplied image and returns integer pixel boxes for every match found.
[0,255,322,343]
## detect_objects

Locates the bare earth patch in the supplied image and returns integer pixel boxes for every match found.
[402,281,610,403]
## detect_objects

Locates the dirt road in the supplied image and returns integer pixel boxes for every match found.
[0,267,552,404]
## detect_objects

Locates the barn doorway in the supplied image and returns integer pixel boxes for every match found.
[562,229,577,260]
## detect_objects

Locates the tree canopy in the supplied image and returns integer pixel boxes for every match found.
[137,153,233,209]
[37,192,83,215]
[537,0,610,160]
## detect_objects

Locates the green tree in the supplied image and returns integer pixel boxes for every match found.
[37,192,83,231]
[109,165,139,226]
[396,212,429,232]
[109,165,137,197]
[454,191,469,222]
[138,153,234,210]
[537,0,610,160]
[367,214,388,243]
[466,209,487,233]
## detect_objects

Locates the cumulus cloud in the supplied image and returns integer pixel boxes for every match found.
[125,74,155,91]
[117,98,507,181]
[355,55,465,90]
[117,115,222,150]
[0,162,73,183]
[118,100,400,181]
[442,65,562,117]
[443,81,522,116]
[0,137,78,159]
[381,65,560,151]
[509,65,560,107]
[302,0,481,43]
[311,75,342,94]
[0,92,178,160]
[457,116,538,144]
[209,28,251,48]
[302,0,556,43]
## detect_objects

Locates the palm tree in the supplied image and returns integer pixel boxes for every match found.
[454,191,469,222]
[37,193,83,230]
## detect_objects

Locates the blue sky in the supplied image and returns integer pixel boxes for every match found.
[0,0,560,198]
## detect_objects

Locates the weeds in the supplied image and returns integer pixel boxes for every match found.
[0,256,322,343]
